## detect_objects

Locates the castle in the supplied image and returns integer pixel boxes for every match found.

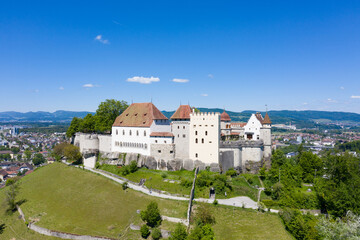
[74,103,272,173]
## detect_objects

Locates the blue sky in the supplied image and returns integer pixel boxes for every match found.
[1,1,360,113]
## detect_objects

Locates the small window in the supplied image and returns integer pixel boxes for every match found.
[209,141,212,143]
[170,151,173,154]
[195,153,198,158]
[193,125,196,127]
[183,126,185,129]
[195,131,198,135]
[195,138,198,143]
[178,126,180,129]
[202,138,204,143]
[178,134,180,137]
[155,140,158,143]
[205,131,208,136]
[129,130,132,136]
[144,131,146,136]
[183,134,186,138]
[211,125,214,127]
[116,130,118,135]
[136,130,139,136]
[158,150,161,153]
[164,141,167,143]
[123,130,125,135]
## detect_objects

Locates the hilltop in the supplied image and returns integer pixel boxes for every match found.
[0,163,291,239]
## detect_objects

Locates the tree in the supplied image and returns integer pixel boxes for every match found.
[169,223,188,240]
[140,225,150,239]
[24,149,32,162]
[141,201,162,227]
[66,117,83,138]
[94,99,128,133]
[52,143,82,164]
[33,153,45,166]
[151,228,162,240]
[299,151,322,183]
[5,181,19,212]
[225,168,237,177]
[129,160,138,173]
[80,114,96,133]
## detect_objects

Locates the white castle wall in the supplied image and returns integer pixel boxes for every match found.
[244,114,262,140]
[98,135,112,153]
[189,112,220,164]
[171,120,190,159]
[112,127,151,156]
[150,144,175,161]
[242,145,263,162]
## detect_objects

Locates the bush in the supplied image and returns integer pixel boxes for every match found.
[151,228,162,240]
[169,223,188,240]
[95,162,100,169]
[262,199,277,208]
[213,199,218,206]
[226,168,237,177]
[140,225,150,239]
[161,172,167,179]
[180,179,192,188]
[141,201,162,227]
[129,160,138,173]
[194,204,216,227]
[122,182,128,190]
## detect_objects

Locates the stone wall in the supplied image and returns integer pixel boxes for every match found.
[150,144,175,161]
[98,135,112,153]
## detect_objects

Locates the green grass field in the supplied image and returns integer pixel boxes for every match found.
[0,163,293,239]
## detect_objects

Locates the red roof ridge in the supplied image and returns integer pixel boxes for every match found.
[171,105,192,120]
[220,110,231,121]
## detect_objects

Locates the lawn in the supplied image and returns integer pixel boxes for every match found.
[0,163,188,239]
[206,204,293,240]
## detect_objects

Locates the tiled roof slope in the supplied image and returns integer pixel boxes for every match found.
[263,112,272,124]
[113,103,168,127]
[171,105,192,120]
[220,110,231,121]
[150,132,174,137]
[255,112,264,124]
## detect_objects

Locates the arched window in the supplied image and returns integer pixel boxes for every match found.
[195,138,198,143]
[202,138,204,143]
[116,130,118,135]
[205,131,208,136]
[195,153,198,158]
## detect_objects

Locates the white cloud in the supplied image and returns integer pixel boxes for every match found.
[94,35,109,44]
[201,93,208,97]
[127,76,160,84]
[172,78,189,83]
[303,102,308,105]
[59,86,64,90]
[83,83,95,88]
[351,96,360,99]
[340,86,345,90]
[208,74,214,78]
[327,98,337,103]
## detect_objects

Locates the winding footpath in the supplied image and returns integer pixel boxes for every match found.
[85,167,278,212]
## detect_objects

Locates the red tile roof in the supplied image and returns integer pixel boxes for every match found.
[231,122,246,127]
[255,112,264,124]
[263,112,272,124]
[171,105,192,120]
[150,132,174,137]
[220,110,231,121]
[0,169,8,176]
[231,132,240,135]
[113,103,168,127]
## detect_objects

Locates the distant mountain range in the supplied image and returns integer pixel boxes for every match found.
[0,110,94,123]
[0,109,359,128]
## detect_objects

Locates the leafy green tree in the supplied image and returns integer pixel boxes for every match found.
[52,143,82,164]
[11,147,20,154]
[66,117,83,138]
[33,153,46,165]
[188,224,215,240]
[141,201,162,228]
[24,149,32,162]
[225,168,237,177]
[80,114,96,133]
[169,223,188,240]
[140,225,150,239]
[94,99,128,133]
[151,228,162,240]
[299,151,322,183]
[5,181,19,212]
[129,160,138,173]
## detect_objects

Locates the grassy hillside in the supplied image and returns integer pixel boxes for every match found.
[0,163,292,239]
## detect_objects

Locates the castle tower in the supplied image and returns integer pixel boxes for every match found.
[260,112,272,158]
[220,110,231,138]
[170,105,192,159]
[189,112,220,164]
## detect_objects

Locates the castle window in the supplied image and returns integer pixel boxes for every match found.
[144,131,146,136]
[116,130,118,135]
[183,126,185,129]
[144,144,147,149]
[195,138,198,143]
[164,141,167,143]
[178,126,180,129]
[155,140,158,143]
[193,125,196,127]
[257,136,260,140]
[205,131,208,136]
[123,130,125,135]
[170,150,173,154]
[202,138,204,143]
[183,134,186,138]
[211,125,214,127]
[195,153,198,158]
[195,131,198,136]
[178,134,179,137]
[158,150,161,153]
[129,130,132,136]
[136,130,139,136]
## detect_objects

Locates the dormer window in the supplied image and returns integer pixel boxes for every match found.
[126,113,129,116]
[135,113,138,116]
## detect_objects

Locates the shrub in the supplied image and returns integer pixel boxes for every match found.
[140,225,150,239]
[141,201,162,227]
[151,228,162,240]
[161,172,167,179]
[129,160,138,173]
[194,204,216,227]
[213,199,218,206]
[226,168,237,177]
[262,199,277,208]
[122,182,128,190]
[180,179,192,188]
[169,223,188,240]
[95,162,100,169]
